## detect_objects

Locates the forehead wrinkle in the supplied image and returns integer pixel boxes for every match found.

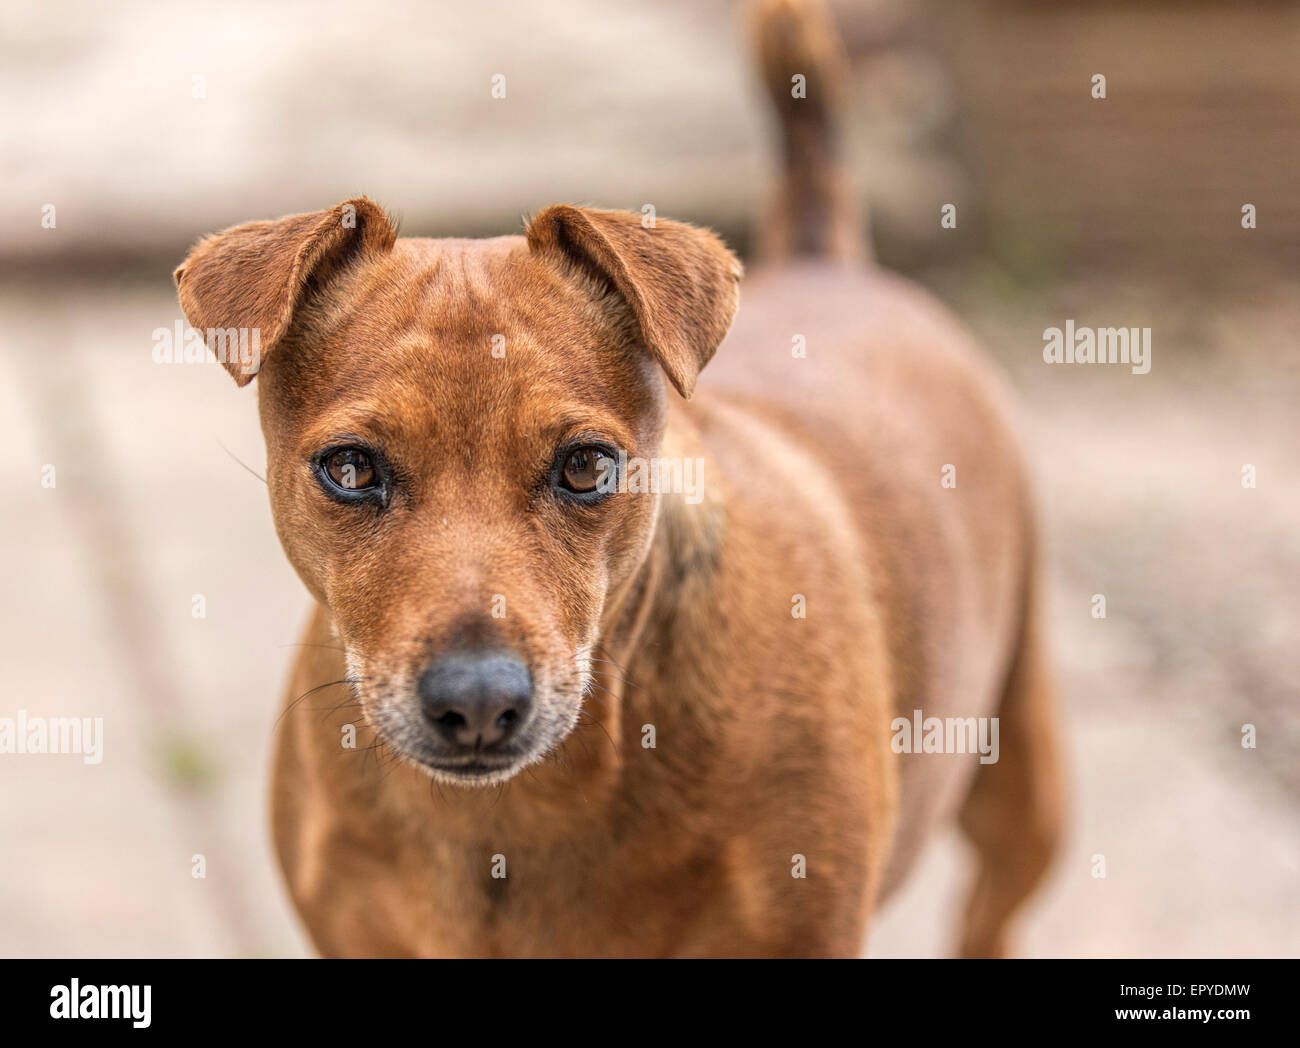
[311,251,444,339]
[363,240,635,399]
[329,238,523,354]
[294,238,658,459]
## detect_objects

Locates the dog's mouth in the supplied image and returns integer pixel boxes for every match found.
[419,752,529,784]
[370,726,544,786]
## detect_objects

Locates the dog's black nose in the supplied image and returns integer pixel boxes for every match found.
[418,652,533,750]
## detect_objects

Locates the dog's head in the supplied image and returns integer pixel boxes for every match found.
[175,198,740,784]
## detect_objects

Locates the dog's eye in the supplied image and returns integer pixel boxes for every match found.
[325,448,376,490]
[559,446,616,495]
[315,446,384,504]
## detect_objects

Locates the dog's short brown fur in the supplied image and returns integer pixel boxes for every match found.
[176,0,1062,957]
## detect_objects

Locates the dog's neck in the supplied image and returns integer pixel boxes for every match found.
[594,403,723,678]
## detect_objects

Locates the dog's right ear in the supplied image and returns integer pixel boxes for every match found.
[526,205,742,399]
[173,197,396,386]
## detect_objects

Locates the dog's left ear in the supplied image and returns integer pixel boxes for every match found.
[526,205,742,398]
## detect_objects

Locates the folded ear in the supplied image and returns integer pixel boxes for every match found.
[525,205,742,398]
[173,197,396,386]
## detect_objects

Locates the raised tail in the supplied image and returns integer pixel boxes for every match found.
[752,0,866,264]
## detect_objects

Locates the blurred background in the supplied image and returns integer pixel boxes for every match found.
[1,0,1296,957]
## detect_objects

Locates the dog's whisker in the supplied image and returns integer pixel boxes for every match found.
[217,439,267,485]
[307,700,364,720]
[586,660,636,683]
[276,677,365,727]
[588,650,646,692]
[575,706,618,755]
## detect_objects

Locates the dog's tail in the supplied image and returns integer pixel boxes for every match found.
[752,0,865,264]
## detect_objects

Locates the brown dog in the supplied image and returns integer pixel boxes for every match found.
[175,0,1062,957]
